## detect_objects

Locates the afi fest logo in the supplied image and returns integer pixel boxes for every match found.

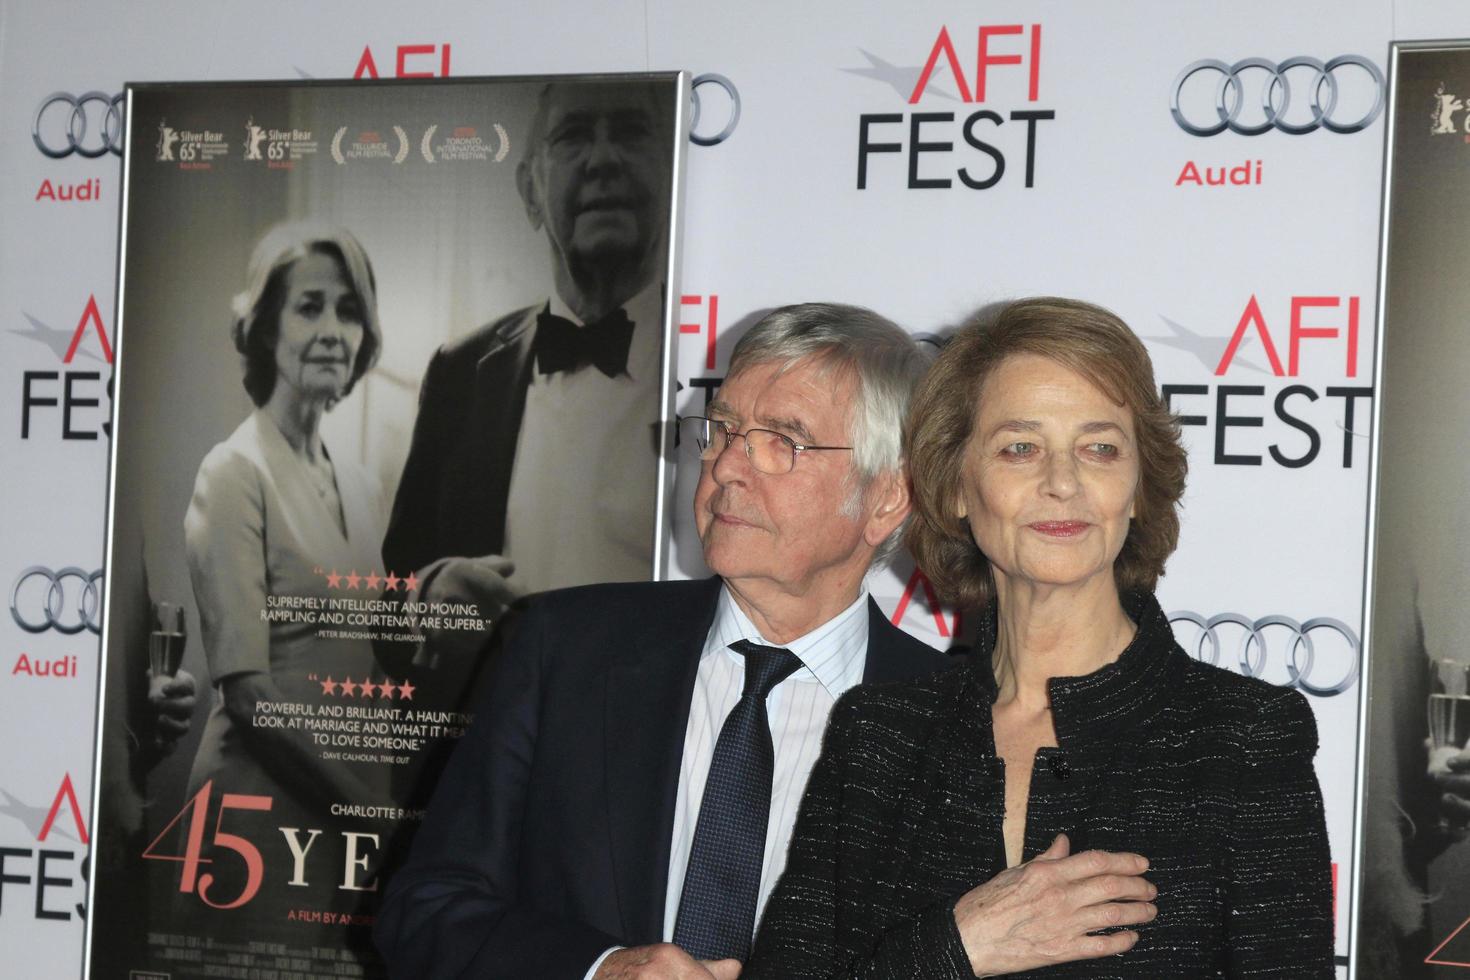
[891,567,962,642]
[343,43,740,146]
[12,296,114,442]
[353,43,453,79]
[0,773,90,922]
[673,294,725,412]
[1149,295,1371,468]
[345,44,741,148]
[850,24,1055,190]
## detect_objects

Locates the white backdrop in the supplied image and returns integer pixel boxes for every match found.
[3,1,1466,974]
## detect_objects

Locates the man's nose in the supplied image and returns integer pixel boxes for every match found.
[584,120,623,170]
[709,431,754,484]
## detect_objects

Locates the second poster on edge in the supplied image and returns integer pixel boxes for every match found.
[1356,39,1470,980]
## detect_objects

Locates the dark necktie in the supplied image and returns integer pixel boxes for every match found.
[532,306,634,378]
[673,639,804,962]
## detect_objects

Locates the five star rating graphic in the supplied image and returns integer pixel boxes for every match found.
[319,568,420,591]
[315,674,417,700]
[294,566,440,701]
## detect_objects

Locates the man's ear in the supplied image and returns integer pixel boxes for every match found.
[863,469,912,549]
[516,157,543,230]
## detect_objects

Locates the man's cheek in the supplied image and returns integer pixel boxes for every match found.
[691,495,712,537]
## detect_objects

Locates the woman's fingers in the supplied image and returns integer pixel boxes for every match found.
[1074,929,1143,958]
[956,846,1156,975]
[1071,871,1157,907]
[1075,897,1159,933]
[1008,849,1151,905]
[1052,848,1149,880]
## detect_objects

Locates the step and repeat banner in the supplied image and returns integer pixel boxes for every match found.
[2,1,1466,975]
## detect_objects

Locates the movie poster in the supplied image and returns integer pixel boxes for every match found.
[1353,41,1470,980]
[85,73,687,979]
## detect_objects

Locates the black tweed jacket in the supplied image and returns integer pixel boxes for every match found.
[745,591,1333,978]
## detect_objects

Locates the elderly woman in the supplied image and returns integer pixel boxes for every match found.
[746,298,1333,977]
[184,223,389,834]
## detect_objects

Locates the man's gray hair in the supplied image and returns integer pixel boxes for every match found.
[726,303,930,563]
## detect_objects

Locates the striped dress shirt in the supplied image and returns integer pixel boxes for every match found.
[661,585,871,942]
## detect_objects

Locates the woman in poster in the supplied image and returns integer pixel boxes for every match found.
[183,223,391,877]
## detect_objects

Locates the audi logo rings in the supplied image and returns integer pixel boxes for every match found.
[1170,56,1384,136]
[33,91,125,159]
[1168,611,1360,697]
[690,73,740,146]
[11,566,104,635]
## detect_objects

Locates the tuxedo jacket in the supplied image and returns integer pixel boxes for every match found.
[373,577,950,979]
[383,305,538,579]
[743,591,1335,978]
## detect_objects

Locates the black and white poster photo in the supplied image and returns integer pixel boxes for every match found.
[88,73,685,979]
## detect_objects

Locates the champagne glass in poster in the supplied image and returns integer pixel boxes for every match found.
[85,72,688,979]
[1352,40,1470,980]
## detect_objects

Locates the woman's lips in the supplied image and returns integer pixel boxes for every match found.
[1027,521,1090,537]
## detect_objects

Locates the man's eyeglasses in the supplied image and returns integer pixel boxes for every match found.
[678,416,852,475]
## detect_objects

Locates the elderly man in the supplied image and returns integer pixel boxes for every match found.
[375,304,949,979]
[383,78,675,602]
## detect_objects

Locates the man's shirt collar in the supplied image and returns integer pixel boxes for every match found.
[702,584,870,700]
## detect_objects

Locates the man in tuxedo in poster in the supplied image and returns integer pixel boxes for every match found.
[375,304,950,979]
[381,79,674,614]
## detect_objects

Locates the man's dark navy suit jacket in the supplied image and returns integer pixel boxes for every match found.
[374,576,949,979]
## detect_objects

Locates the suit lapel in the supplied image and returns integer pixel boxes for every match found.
[604,578,721,943]
[471,306,538,554]
[861,597,934,683]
